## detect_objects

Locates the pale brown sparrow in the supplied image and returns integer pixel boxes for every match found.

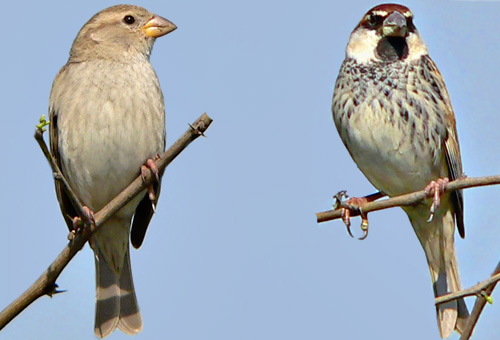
[49,5,176,337]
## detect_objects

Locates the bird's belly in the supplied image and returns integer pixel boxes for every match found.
[58,97,164,212]
[342,110,445,197]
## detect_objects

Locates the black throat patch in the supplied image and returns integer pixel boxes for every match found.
[376,36,409,62]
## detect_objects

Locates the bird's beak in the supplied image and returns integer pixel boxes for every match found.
[142,15,177,38]
[382,11,408,37]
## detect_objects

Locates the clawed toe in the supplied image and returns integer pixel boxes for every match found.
[69,206,95,239]
[359,213,369,240]
[424,178,449,222]
[141,156,161,208]
[342,198,369,240]
[334,191,371,240]
[141,158,160,183]
[340,205,354,238]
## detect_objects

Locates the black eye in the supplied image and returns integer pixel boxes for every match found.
[123,15,135,25]
[368,14,383,28]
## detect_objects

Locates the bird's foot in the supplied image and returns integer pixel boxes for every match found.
[69,206,95,239]
[333,191,381,240]
[141,156,161,211]
[424,177,449,222]
[341,197,369,240]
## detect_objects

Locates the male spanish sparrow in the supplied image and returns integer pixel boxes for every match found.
[331,3,468,338]
[49,5,176,337]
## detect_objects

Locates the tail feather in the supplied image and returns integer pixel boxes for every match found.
[406,203,468,338]
[455,295,469,334]
[93,243,143,337]
[90,217,143,337]
[117,250,143,334]
[433,264,459,338]
[94,250,120,338]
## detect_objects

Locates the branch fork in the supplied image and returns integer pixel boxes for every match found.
[317,175,500,340]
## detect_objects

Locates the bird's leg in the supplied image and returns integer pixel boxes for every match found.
[141,155,161,208]
[69,206,96,239]
[424,177,449,222]
[334,191,385,240]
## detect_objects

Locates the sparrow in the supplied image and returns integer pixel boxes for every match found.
[331,3,468,338]
[49,5,176,337]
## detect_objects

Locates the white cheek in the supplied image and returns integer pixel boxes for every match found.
[406,31,429,61]
[345,29,379,63]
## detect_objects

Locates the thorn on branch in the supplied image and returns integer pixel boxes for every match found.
[46,283,66,297]
[188,122,207,137]
[188,114,211,137]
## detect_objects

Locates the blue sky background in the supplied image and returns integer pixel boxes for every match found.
[1,0,499,339]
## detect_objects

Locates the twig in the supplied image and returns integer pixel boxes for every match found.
[0,113,213,330]
[35,124,88,223]
[316,175,500,224]
[459,261,500,340]
[317,175,500,338]
[435,271,500,306]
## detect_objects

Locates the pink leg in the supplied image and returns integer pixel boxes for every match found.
[424,177,449,222]
[141,156,161,208]
[334,191,384,240]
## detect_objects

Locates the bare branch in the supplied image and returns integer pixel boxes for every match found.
[0,113,213,330]
[459,261,500,340]
[35,125,89,222]
[316,175,500,224]
[436,270,500,306]
[316,175,500,338]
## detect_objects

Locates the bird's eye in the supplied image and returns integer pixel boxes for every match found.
[368,14,383,28]
[123,15,135,25]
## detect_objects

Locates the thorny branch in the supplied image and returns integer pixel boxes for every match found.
[0,113,213,330]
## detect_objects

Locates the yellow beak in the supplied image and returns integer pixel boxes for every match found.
[142,15,177,38]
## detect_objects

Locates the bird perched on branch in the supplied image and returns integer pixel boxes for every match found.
[49,5,176,337]
[331,3,468,338]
